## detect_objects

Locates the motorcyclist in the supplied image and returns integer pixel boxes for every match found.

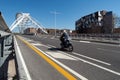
[60,30,69,46]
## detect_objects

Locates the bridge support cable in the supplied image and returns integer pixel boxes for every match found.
[27,16,47,34]
[10,16,25,32]
[10,13,48,34]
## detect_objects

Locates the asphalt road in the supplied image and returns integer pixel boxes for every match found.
[15,34,120,80]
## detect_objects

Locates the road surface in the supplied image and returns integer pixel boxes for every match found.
[15,35,120,80]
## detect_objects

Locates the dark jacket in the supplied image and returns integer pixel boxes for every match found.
[60,32,69,42]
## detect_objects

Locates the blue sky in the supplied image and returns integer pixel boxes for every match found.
[0,0,120,30]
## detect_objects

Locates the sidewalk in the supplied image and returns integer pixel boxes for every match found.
[7,53,17,80]
[0,52,18,80]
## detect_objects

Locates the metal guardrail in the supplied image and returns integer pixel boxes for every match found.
[50,33,120,44]
[0,30,10,37]
[69,34,120,44]
[0,33,13,79]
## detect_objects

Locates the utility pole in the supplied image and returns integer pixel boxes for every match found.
[50,11,60,37]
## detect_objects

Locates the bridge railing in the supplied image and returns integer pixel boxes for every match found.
[69,34,120,44]
[51,33,120,44]
[0,32,14,79]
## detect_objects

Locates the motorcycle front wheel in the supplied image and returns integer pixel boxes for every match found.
[67,44,73,52]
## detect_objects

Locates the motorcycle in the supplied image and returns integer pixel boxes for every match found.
[60,39,73,52]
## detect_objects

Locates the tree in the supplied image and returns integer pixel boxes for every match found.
[113,13,120,28]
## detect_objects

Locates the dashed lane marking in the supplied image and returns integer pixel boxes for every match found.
[72,52,111,66]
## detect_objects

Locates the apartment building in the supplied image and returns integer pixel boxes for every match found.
[75,10,114,34]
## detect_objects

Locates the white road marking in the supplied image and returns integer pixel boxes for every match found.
[47,44,56,48]
[60,51,120,76]
[43,44,51,48]
[46,51,78,60]
[34,43,120,77]
[31,43,51,48]
[97,48,120,53]
[14,37,32,80]
[90,41,120,47]
[32,43,43,46]
[72,52,111,65]
[79,41,91,43]
[51,37,55,39]
[33,46,88,80]
[21,37,120,77]
[46,44,111,65]
[27,40,33,42]
[72,39,120,47]
[72,40,91,44]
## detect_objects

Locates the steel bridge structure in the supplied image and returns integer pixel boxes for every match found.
[10,13,48,34]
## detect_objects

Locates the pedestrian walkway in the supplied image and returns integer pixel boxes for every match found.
[0,52,18,80]
[7,53,17,80]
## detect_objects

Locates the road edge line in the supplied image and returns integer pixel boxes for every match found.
[14,36,32,80]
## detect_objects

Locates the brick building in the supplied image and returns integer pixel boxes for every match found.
[113,28,120,33]
[24,28,37,35]
[46,28,72,35]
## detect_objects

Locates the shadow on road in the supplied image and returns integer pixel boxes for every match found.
[48,47,68,52]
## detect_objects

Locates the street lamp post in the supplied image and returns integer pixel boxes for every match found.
[51,11,60,37]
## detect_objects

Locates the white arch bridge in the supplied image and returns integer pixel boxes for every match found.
[10,13,48,34]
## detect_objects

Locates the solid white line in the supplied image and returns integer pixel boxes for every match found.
[20,37,120,77]
[79,41,91,43]
[33,46,88,80]
[72,52,111,66]
[60,51,120,76]
[32,43,43,46]
[14,37,32,80]
[47,44,56,48]
[45,44,120,76]
[45,44,110,65]
[43,44,51,48]
[38,43,120,76]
